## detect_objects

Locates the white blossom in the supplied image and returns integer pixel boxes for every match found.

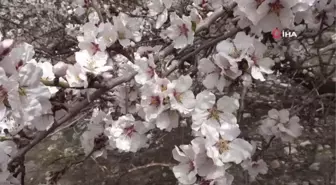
[163,12,194,49]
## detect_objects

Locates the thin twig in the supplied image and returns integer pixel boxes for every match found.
[163,27,241,77]
[9,71,137,166]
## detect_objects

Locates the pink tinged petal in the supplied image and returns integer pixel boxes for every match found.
[206,145,224,166]
[216,40,234,54]
[198,58,216,73]
[172,146,190,163]
[175,75,193,92]
[251,65,265,81]
[18,63,43,87]
[278,109,289,123]
[180,145,196,160]
[156,111,178,131]
[201,123,220,141]
[279,8,295,28]
[195,90,216,110]
[216,76,227,92]
[24,98,43,121]
[172,164,197,184]
[93,51,108,65]
[258,13,282,32]
[0,103,6,120]
[174,35,188,49]
[203,73,220,89]
[32,114,54,131]
[191,137,206,154]
[256,0,270,15]
[179,91,196,110]
[219,123,241,141]
[218,112,238,126]
[258,57,274,74]
[156,9,168,29]
[268,109,279,119]
[217,96,239,113]
[119,39,131,48]
[197,158,218,177]
[231,138,254,158]
[25,85,51,100]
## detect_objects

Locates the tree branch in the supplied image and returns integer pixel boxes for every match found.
[163,27,241,77]
[155,2,237,62]
[8,71,137,166]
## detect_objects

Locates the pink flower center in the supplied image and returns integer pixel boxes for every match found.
[173,90,182,102]
[189,160,195,171]
[124,125,136,137]
[0,48,10,58]
[255,0,265,6]
[91,42,100,55]
[252,162,259,168]
[251,54,259,66]
[15,60,24,71]
[150,96,161,107]
[146,66,155,78]
[200,179,211,185]
[178,24,189,38]
[83,0,91,8]
[269,0,284,16]
[201,0,208,7]
[0,85,8,103]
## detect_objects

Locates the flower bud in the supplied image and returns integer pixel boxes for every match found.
[53,61,68,77]
[0,39,14,57]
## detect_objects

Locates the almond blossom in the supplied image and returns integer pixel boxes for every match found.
[198,57,229,91]
[140,87,169,121]
[246,39,275,81]
[65,63,89,88]
[163,12,194,49]
[192,91,239,139]
[259,109,303,142]
[236,0,302,32]
[204,126,253,165]
[73,0,91,16]
[134,54,157,85]
[81,109,110,158]
[168,75,196,115]
[97,22,118,48]
[10,62,51,123]
[172,143,208,184]
[113,13,142,47]
[75,50,110,75]
[105,114,154,152]
[0,43,35,75]
[216,31,253,63]
[148,0,172,29]
[77,22,103,54]
[155,110,179,131]
[52,61,68,77]
[241,159,268,181]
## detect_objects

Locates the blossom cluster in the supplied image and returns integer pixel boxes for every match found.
[0,0,324,183]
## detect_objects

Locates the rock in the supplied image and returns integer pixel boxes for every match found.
[300,140,312,147]
[324,145,331,149]
[317,144,324,151]
[288,183,298,185]
[271,160,280,169]
[309,162,320,171]
[284,146,298,155]
[302,181,309,185]
[243,113,251,118]
[309,180,319,185]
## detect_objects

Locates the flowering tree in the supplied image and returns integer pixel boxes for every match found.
[0,0,335,184]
